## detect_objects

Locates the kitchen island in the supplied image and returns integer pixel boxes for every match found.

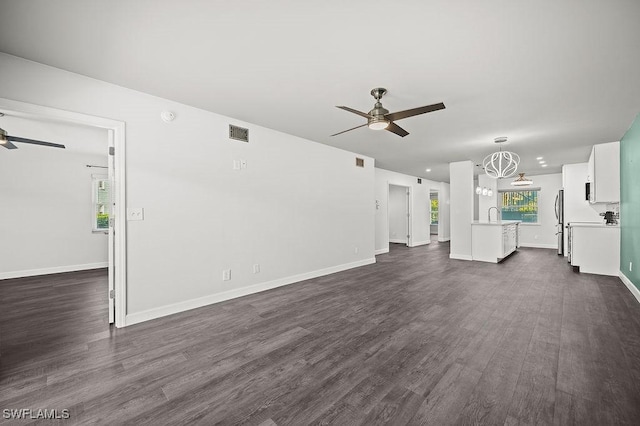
[471,220,521,263]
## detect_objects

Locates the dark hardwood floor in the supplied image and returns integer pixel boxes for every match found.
[2,243,640,425]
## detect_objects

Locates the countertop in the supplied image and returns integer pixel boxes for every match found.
[569,222,619,228]
[471,220,521,226]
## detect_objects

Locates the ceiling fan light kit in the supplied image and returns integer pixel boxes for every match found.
[332,88,445,137]
[368,117,389,130]
[482,137,520,178]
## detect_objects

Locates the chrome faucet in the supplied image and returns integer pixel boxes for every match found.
[488,206,499,222]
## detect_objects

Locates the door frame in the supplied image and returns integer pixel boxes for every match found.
[0,97,127,328]
[388,183,412,247]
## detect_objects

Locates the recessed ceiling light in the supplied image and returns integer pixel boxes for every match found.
[539,160,546,164]
[425,168,431,172]
[541,164,548,167]
[536,156,543,160]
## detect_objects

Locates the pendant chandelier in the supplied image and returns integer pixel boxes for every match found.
[475,186,494,196]
[482,137,519,178]
[511,172,533,186]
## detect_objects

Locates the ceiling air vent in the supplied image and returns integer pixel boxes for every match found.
[355,157,364,167]
[229,125,249,142]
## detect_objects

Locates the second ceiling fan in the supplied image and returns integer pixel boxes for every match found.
[332,88,445,137]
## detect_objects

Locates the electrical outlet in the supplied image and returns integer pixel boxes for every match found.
[222,269,231,281]
[253,264,260,274]
[354,247,359,254]
[127,207,144,221]
[233,160,241,170]
[631,262,633,272]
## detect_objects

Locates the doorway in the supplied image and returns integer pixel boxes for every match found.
[388,184,411,246]
[430,191,439,242]
[0,97,127,327]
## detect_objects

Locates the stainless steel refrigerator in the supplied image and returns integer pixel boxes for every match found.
[555,189,564,255]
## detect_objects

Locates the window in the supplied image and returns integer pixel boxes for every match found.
[500,190,538,223]
[430,198,439,224]
[92,176,110,231]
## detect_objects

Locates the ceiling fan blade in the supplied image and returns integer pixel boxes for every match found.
[6,135,66,149]
[1,139,18,149]
[385,122,409,137]
[384,102,445,122]
[336,106,372,119]
[330,123,368,137]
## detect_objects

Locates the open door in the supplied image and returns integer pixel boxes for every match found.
[107,130,115,324]
[430,191,439,240]
[388,184,412,247]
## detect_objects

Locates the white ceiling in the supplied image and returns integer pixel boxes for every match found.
[1,0,639,182]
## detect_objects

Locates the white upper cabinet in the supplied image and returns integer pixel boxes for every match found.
[588,141,620,203]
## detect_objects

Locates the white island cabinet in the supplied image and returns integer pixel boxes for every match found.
[471,221,521,263]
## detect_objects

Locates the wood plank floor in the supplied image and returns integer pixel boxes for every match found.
[2,243,640,425]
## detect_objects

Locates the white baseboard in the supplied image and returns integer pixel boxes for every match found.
[438,238,450,242]
[449,253,473,261]
[619,271,640,305]
[125,257,377,327]
[410,240,430,247]
[0,262,109,280]
[375,248,389,255]
[389,238,406,244]
[519,243,557,249]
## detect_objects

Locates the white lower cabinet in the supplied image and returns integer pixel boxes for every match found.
[569,224,620,276]
[472,221,520,263]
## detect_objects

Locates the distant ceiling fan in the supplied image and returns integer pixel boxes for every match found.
[0,127,65,150]
[332,88,445,137]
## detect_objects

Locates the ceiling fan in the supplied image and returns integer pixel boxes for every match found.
[0,127,65,150]
[332,88,445,137]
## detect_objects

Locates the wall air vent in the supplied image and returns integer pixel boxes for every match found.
[229,125,249,142]
[355,157,364,168]
[417,178,422,184]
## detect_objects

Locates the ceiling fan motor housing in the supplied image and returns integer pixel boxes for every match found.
[368,102,389,129]
[368,89,390,128]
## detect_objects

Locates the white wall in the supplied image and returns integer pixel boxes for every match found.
[562,163,604,255]
[473,178,479,221]
[374,168,448,254]
[0,53,375,324]
[388,184,408,244]
[477,174,498,222]
[497,173,563,249]
[0,119,109,278]
[449,161,474,260]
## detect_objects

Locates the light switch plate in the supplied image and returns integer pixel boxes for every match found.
[222,269,231,281]
[127,207,144,221]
